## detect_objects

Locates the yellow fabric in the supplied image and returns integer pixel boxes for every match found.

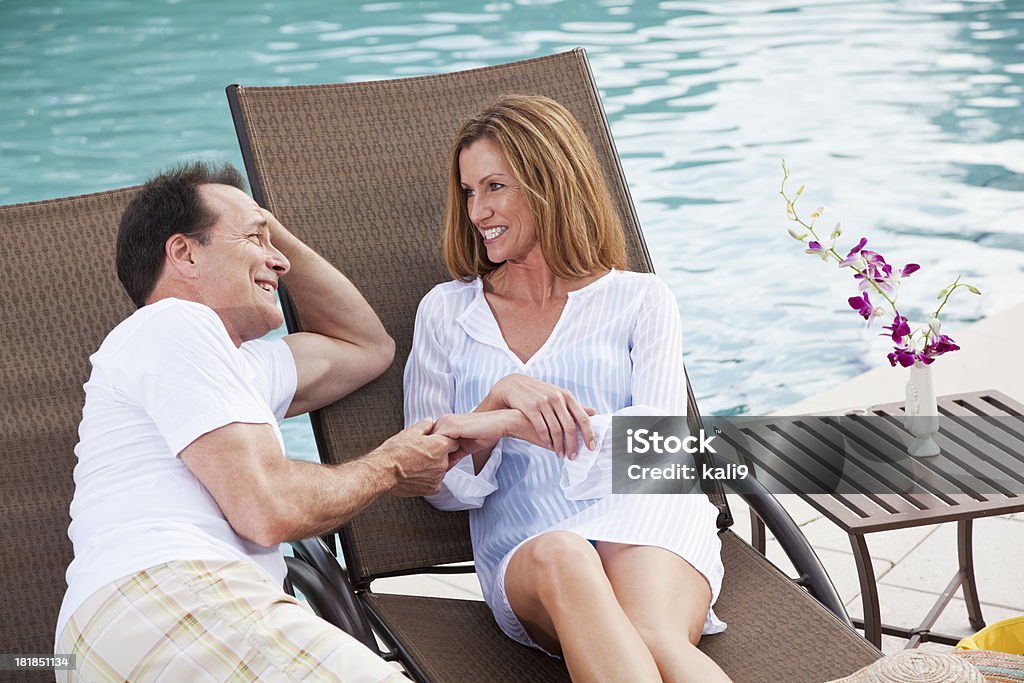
[56,559,405,682]
[957,615,1024,656]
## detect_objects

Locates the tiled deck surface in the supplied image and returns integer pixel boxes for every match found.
[374,302,1024,655]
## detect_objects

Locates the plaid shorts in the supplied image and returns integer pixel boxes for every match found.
[56,559,405,682]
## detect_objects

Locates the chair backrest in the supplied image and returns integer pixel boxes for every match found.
[0,189,137,679]
[228,49,729,587]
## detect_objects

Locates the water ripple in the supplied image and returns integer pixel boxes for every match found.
[2,0,1023,427]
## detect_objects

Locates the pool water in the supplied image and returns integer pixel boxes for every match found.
[2,0,1023,459]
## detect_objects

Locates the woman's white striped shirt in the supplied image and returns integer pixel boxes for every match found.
[403,270,725,645]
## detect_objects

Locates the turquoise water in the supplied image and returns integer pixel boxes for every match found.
[3,0,1023,459]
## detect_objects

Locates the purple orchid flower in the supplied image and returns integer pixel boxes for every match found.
[854,251,893,291]
[922,334,960,359]
[862,261,920,293]
[848,292,873,320]
[837,237,868,268]
[860,250,886,269]
[882,314,911,344]
[885,330,961,367]
[887,346,920,368]
[804,241,829,261]
[848,292,884,324]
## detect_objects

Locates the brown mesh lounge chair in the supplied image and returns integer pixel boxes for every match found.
[227,50,883,682]
[1,189,138,683]
[0,190,369,683]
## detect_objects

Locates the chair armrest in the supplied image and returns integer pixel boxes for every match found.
[288,537,379,651]
[725,476,852,626]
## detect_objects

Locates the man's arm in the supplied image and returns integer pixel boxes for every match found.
[180,419,456,547]
[266,210,396,417]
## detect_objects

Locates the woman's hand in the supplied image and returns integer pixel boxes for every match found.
[482,374,596,459]
[432,410,525,461]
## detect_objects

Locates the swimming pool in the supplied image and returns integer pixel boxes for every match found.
[2,0,1022,459]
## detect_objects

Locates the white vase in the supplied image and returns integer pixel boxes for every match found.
[904,362,940,457]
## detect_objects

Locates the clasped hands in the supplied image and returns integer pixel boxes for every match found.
[431,374,597,466]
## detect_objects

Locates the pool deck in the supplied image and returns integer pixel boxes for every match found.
[373,302,1024,656]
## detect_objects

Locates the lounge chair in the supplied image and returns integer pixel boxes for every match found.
[226,49,883,682]
[0,189,366,683]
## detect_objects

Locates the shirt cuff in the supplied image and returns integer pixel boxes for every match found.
[560,414,613,501]
[425,441,503,510]
[560,405,671,501]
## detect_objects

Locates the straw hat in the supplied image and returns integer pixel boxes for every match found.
[828,650,983,682]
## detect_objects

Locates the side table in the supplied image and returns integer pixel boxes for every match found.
[739,390,1024,648]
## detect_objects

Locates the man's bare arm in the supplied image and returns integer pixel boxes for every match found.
[180,419,455,546]
[266,211,396,417]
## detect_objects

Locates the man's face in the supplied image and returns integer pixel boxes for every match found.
[192,184,290,345]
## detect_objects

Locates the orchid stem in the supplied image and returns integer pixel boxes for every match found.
[933,275,962,320]
[780,169,897,308]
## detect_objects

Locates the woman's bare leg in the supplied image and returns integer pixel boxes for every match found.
[597,542,732,683]
[504,531,661,683]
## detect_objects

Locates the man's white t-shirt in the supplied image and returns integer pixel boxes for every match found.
[56,298,297,640]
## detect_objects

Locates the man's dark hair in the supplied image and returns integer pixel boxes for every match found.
[116,161,248,307]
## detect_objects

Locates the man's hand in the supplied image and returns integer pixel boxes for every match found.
[481,374,596,459]
[373,418,459,497]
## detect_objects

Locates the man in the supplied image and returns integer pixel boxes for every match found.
[56,162,457,682]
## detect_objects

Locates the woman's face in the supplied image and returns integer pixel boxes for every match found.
[458,137,539,266]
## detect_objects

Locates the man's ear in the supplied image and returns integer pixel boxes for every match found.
[164,234,199,279]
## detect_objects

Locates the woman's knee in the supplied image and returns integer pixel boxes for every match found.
[624,580,709,647]
[602,548,711,646]
[514,532,604,598]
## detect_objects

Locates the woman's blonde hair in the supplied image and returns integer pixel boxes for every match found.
[443,94,627,280]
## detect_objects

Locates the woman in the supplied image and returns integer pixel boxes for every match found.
[404,95,730,683]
